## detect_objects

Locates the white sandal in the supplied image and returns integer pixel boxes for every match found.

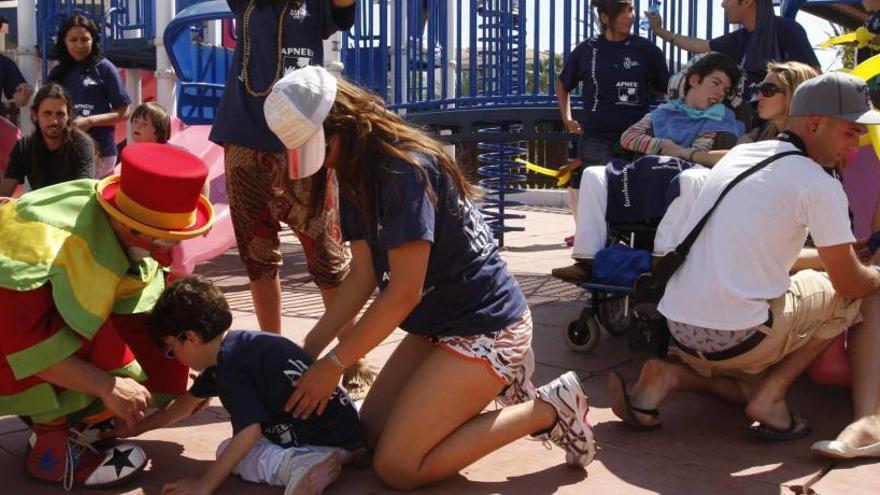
[811,439,880,459]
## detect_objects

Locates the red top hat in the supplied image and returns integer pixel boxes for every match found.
[96,143,214,240]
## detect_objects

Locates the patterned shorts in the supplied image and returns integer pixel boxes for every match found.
[429,310,534,387]
[224,144,351,287]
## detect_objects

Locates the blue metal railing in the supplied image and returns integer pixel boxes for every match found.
[341,0,748,113]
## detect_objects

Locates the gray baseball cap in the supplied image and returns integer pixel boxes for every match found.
[789,71,880,124]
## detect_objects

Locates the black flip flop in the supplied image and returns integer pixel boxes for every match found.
[607,371,660,430]
[747,412,812,441]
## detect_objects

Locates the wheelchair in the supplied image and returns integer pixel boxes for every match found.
[563,221,658,353]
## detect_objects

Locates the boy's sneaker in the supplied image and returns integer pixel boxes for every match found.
[496,347,536,407]
[280,450,342,495]
[26,421,147,490]
[535,371,597,468]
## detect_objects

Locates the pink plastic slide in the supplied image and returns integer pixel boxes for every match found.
[166,119,235,275]
[0,116,23,197]
[806,145,880,387]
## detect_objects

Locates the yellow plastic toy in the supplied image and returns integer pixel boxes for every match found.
[847,53,880,157]
[515,158,573,187]
[820,27,880,51]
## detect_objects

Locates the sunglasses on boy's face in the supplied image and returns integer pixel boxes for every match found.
[753,82,785,98]
[162,331,188,359]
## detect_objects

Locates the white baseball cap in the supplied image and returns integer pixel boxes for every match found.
[264,66,337,179]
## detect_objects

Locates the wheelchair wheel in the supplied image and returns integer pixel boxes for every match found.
[597,296,631,336]
[563,314,601,353]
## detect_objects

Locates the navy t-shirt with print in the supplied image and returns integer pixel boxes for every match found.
[48,58,130,158]
[189,330,363,449]
[709,16,818,101]
[558,35,668,142]
[339,154,529,337]
[209,0,356,152]
[0,54,26,101]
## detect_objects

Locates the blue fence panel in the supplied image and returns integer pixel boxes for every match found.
[340,0,742,113]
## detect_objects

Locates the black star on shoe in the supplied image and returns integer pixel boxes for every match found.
[102,447,136,477]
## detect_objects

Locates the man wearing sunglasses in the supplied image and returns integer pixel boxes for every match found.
[647,0,819,104]
[0,143,215,489]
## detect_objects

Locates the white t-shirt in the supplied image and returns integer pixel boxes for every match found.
[658,140,855,330]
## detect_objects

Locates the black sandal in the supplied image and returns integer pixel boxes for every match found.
[747,412,812,441]
[608,371,661,430]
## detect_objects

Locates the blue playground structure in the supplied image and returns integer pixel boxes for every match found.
[26,0,866,244]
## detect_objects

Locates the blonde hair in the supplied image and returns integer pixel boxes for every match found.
[131,102,171,143]
[758,61,819,140]
[322,77,476,225]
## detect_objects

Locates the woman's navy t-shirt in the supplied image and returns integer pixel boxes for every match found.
[48,58,130,158]
[558,34,668,142]
[189,330,363,449]
[339,153,529,338]
[709,16,818,101]
[209,0,355,152]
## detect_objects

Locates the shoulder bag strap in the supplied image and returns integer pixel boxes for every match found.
[674,150,803,256]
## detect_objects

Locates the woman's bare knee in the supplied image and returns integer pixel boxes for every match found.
[373,448,424,491]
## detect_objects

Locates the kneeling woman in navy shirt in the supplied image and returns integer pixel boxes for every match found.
[273,66,596,490]
[49,14,130,178]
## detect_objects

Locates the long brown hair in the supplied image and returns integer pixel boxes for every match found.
[757,60,819,140]
[321,78,477,226]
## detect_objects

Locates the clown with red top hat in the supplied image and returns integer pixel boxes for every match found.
[0,143,214,489]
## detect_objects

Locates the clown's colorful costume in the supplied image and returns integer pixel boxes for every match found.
[0,143,213,489]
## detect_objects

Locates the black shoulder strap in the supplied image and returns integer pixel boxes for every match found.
[675,149,803,256]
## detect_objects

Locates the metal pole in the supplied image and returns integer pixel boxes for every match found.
[17,0,37,135]
[155,0,177,118]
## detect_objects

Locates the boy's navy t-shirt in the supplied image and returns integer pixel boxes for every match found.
[189,330,362,449]
[48,58,130,158]
[339,153,528,337]
[558,35,668,142]
[0,54,26,101]
[209,0,356,152]
[709,16,818,101]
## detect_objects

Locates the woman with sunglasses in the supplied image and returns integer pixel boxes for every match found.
[741,61,820,143]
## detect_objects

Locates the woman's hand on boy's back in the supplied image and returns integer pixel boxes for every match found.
[285,356,345,420]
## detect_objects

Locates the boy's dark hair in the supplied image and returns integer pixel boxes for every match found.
[150,275,232,345]
[683,52,741,99]
[131,102,172,143]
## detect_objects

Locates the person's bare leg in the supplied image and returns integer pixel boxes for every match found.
[372,349,558,490]
[251,276,282,333]
[620,359,745,427]
[833,292,880,448]
[848,293,880,418]
[745,336,834,429]
[359,335,434,450]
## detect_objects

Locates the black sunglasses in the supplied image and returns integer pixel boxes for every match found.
[162,331,188,359]
[753,82,785,98]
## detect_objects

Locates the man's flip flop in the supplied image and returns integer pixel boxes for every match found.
[747,412,812,441]
[811,439,880,459]
[607,371,660,430]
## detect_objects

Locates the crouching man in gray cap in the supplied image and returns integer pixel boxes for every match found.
[608,71,880,442]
